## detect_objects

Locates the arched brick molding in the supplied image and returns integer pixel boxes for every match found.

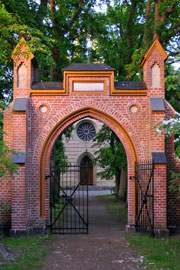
[39,106,142,226]
[33,99,146,165]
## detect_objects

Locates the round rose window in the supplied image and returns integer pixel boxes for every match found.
[77,122,96,141]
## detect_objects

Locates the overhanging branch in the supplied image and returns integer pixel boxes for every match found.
[69,0,84,28]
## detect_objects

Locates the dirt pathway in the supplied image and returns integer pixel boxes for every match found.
[42,196,144,270]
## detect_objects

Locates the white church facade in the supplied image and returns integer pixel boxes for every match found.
[63,117,115,187]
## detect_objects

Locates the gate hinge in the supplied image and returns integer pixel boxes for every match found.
[130,176,135,180]
[45,175,51,179]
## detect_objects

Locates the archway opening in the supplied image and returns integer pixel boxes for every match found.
[49,116,128,193]
[46,114,133,233]
[40,107,138,229]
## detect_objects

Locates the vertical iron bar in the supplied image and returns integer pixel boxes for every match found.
[86,162,89,234]
[63,169,65,233]
[49,164,89,234]
[152,161,154,236]
[79,166,81,232]
[49,164,52,232]
[66,165,68,233]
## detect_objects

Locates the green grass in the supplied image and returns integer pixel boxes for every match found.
[128,234,180,270]
[0,234,50,270]
[101,194,180,270]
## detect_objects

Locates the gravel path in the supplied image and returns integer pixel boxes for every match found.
[42,195,144,270]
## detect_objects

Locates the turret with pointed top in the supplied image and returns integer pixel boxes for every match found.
[11,38,37,99]
[141,39,167,98]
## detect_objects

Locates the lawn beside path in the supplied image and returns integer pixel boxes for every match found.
[0,195,180,269]
[103,195,180,270]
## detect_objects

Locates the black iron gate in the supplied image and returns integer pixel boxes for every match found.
[135,160,154,235]
[49,164,88,234]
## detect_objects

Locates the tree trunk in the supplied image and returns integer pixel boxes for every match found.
[49,0,84,81]
[154,0,161,40]
[126,1,137,63]
[50,47,59,81]
[35,0,48,26]
[144,0,151,48]
[49,0,59,81]
[115,168,121,200]
[118,169,127,201]
[153,0,177,42]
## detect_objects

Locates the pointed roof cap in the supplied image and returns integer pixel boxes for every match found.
[140,39,167,66]
[11,37,34,61]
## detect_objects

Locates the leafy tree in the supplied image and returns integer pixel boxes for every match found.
[50,125,73,205]
[51,125,74,168]
[0,101,18,262]
[0,101,18,176]
[93,125,127,200]
[157,113,180,196]
[0,0,97,101]
[165,66,180,112]
[95,1,179,76]
[1,0,180,103]
[157,113,180,158]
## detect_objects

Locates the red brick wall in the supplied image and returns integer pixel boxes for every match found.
[1,40,176,232]
[0,104,14,228]
[165,101,180,227]
[150,111,165,153]
[154,164,167,229]
[27,92,166,228]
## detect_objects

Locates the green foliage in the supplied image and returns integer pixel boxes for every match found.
[168,171,180,196]
[0,101,18,177]
[0,0,179,107]
[165,66,180,112]
[157,113,180,196]
[128,234,180,270]
[0,101,18,213]
[93,125,127,180]
[1,235,50,270]
[51,137,68,168]
[51,125,74,168]
[0,0,98,100]
[50,125,73,206]
[0,0,54,101]
[157,114,180,158]
[0,141,18,177]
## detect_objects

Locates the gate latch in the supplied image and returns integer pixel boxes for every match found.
[65,196,73,203]
[141,195,147,204]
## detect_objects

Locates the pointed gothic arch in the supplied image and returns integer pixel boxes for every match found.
[40,107,137,225]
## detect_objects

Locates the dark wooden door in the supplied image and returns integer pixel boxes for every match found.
[80,156,93,185]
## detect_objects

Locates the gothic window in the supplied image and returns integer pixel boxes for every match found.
[151,63,160,88]
[17,63,27,88]
[77,122,96,141]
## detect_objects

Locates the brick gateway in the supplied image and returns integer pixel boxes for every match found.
[1,38,180,236]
